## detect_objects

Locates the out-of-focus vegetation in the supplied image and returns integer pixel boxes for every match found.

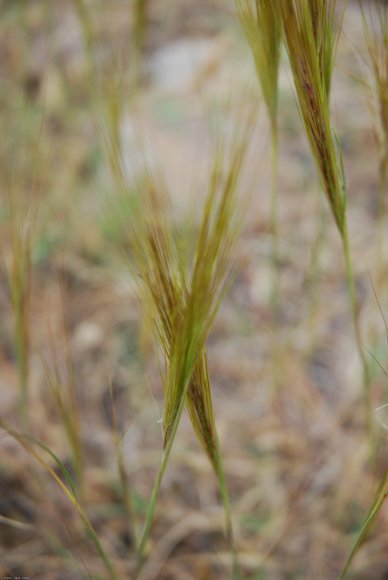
[0,1,387,579]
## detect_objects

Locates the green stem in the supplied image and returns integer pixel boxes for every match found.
[269,123,282,402]
[376,157,387,288]
[133,0,149,84]
[213,442,239,579]
[15,311,29,429]
[269,123,279,314]
[341,220,371,431]
[339,471,388,579]
[307,191,327,335]
[116,436,138,551]
[134,378,191,578]
[79,510,118,580]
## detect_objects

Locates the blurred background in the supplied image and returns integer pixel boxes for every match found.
[0,1,387,578]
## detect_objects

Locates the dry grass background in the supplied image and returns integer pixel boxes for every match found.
[0,1,387,578]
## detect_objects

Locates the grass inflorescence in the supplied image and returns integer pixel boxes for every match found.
[2,1,388,577]
[130,138,249,577]
[360,1,388,286]
[280,0,372,429]
[100,117,251,576]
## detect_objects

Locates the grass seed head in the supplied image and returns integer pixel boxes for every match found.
[280,0,346,234]
[116,128,249,468]
[361,1,388,168]
[237,0,282,132]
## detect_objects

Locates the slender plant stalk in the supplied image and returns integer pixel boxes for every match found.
[376,157,387,285]
[110,378,138,551]
[7,178,38,429]
[133,0,149,79]
[15,301,30,427]
[269,123,280,315]
[73,0,126,157]
[237,0,282,398]
[134,381,191,579]
[135,385,238,579]
[307,193,327,334]
[280,0,372,429]
[42,352,84,491]
[339,471,388,579]
[359,1,388,288]
[269,124,283,402]
[0,419,117,580]
[236,0,281,299]
[213,443,239,578]
[40,279,85,491]
[341,222,371,429]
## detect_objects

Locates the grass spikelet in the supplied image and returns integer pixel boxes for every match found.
[310,0,338,96]
[237,0,281,133]
[280,0,372,429]
[280,0,345,232]
[360,1,388,284]
[120,134,249,578]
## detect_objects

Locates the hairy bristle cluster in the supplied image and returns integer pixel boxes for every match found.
[237,0,281,132]
[280,0,345,234]
[131,140,246,468]
[362,2,388,169]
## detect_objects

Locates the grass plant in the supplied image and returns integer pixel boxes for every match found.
[360,1,388,287]
[99,123,251,576]
[2,1,388,577]
[3,124,45,427]
[6,196,35,427]
[279,0,372,428]
[126,137,249,577]
[41,280,84,492]
[0,418,117,580]
[306,193,328,335]
[73,0,129,157]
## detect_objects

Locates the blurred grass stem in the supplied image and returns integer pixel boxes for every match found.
[341,222,371,430]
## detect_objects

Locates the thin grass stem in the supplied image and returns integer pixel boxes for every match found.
[306,191,328,338]
[134,378,189,579]
[339,471,388,579]
[110,377,138,551]
[269,123,280,314]
[341,221,371,430]
[0,420,117,580]
[213,442,239,579]
[376,157,387,286]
